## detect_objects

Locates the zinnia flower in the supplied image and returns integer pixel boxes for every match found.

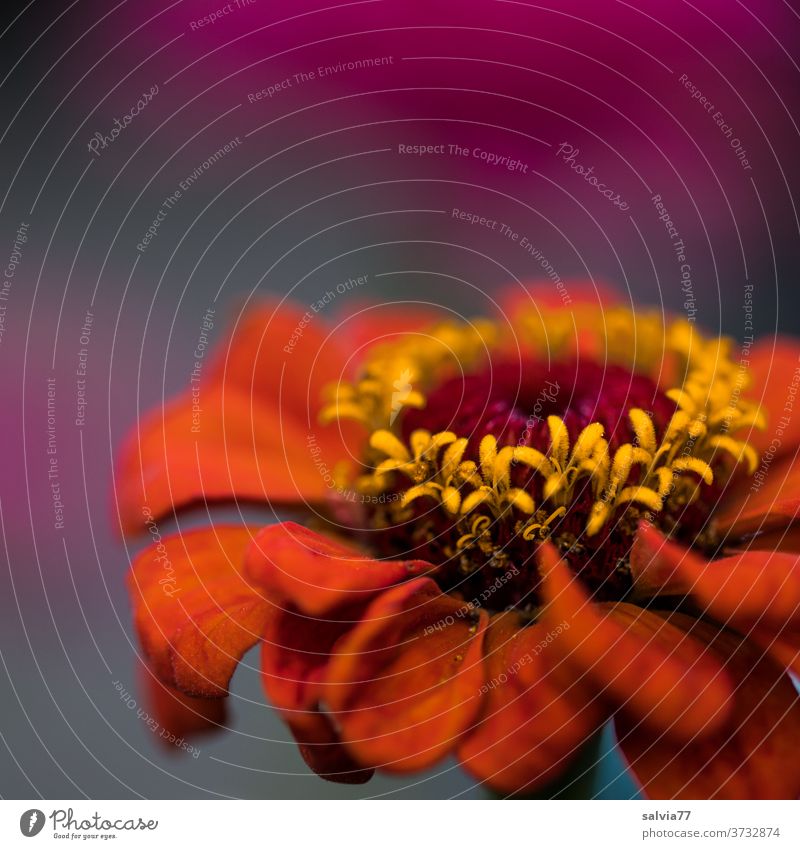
[117,284,800,798]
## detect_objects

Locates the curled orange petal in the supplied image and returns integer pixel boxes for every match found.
[457,612,605,795]
[629,522,697,597]
[324,578,488,773]
[286,711,374,785]
[128,525,269,697]
[634,524,800,632]
[208,298,354,423]
[715,451,800,540]
[245,521,435,616]
[259,598,374,784]
[537,543,733,740]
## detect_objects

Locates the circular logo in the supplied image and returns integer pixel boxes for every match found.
[19,810,46,837]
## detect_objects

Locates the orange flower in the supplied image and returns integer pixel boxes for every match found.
[118,286,800,798]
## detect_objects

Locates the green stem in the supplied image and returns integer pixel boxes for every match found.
[528,730,605,799]
[485,729,605,800]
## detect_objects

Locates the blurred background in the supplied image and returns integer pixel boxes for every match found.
[1,0,799,798]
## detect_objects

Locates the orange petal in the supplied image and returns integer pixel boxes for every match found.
[735,524,800,553]
[116,388,362,534]
[286,710,374,785]
[135,662,227,748]
[715,451,800,540]
[636,526,800,631]
[260,599,375,784]
[336,302,445,353]
[457,613,605,795]
[629,522,697,597]
[324,578,488,773]
[245,521,436,616]
[208,298,353,421]
[500,279,620,316]
[260,603,355,715]
[617,614,800,799]
[128,525,270,697]
[745,336,800,458]
[537,543,732,740]
[498,281,622,362]
[751,628,800,678]
[638,526,800,674]
[117,298,368,535]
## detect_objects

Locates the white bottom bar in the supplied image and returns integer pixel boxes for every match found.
[1,800,796,848]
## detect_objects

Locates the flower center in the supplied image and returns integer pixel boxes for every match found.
[365,361,689,606]
[320,312,762,613]
[402,360,676,454]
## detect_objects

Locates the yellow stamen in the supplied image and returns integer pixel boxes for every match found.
[479,435,498,485]
[629,409,657,454]
[370,430,409,461]
[547,416,569,468]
